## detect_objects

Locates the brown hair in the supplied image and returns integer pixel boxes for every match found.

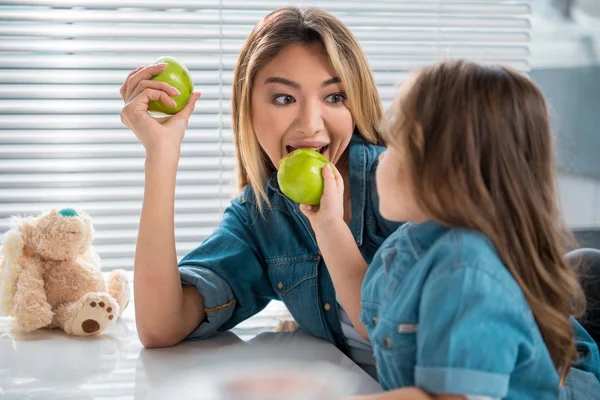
[382,60,585,383]
[232,6,383,209]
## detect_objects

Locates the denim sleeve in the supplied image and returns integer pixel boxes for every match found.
[178,197,275,340]
[571,317,600,381]
[415,266,533,398]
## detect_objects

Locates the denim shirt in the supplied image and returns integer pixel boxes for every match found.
[178,134,400,353]
[361,221,600,399]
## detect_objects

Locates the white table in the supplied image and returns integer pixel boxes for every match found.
[0,302,381,399]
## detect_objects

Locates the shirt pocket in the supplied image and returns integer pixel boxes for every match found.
[360,301,380,336]
[370,316,418,390]
[266,254,326,339]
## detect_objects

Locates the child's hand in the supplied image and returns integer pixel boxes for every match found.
[300,163,345,232]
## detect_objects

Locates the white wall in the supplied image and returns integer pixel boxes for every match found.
[558,172,600,227]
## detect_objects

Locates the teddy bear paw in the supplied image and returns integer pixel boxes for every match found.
[68,293,119,336]
[15,307,53,332]
[14,296,54,332]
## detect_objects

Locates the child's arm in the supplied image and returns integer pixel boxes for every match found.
[301,164,369,340]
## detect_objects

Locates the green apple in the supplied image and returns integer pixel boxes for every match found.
[147,56,194,116]
[277,148,330,205]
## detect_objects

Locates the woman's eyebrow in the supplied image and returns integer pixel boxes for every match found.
[321,77,341,87]
[264,77,300,89]
[263,76,342,89]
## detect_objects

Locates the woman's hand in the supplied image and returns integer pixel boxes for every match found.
[300,163,345,232]
[119,64,201,156]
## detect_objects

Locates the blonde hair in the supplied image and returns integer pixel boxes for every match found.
[232,6,383,210]
[382,60,585,385]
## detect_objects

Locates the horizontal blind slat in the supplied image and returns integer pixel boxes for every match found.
[0,84,233,99]
[0,129,234,144]
[0,199,236,218]
[0,39,531,58]
[0,157,236,173]
[0,24,531,42]
[1,9,532,28]
[0,171,234,188]
[0,186,235,202]
[0,114,234,129]
[0,53,528,70]
[0,0,532,14]
[0,213,223,231]
[0,142,236,158]
[0,99,234,115]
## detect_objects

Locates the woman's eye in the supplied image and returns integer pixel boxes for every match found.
[325,93,346,104]
[273,94,295,105]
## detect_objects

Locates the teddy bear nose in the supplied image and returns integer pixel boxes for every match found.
[58,208,79,217]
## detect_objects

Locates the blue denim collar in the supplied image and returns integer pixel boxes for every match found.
[267,133,368,246]
[405,220,451,258]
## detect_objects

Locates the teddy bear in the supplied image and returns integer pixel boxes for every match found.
[0,208,131,336]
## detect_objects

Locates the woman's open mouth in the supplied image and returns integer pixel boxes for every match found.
[285,145,329,155]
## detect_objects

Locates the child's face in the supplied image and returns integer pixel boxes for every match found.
[376,147,425,223]
[251,43,354,169]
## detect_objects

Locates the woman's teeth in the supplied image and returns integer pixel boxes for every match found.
[286,146,327,154]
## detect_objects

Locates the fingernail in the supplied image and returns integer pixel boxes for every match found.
[171,98,177,106]
[157,63,168,68]
[172,87,180,95]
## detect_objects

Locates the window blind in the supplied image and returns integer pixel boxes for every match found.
[0,0,532,271]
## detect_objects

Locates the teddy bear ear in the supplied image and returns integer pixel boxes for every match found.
[78,210,94,234]
[77,210,90,219]
[2,216,33,250]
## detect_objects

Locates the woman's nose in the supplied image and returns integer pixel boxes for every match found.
[296,99,324,136]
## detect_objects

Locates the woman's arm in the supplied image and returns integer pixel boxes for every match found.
[134,151,206,348]
[119,64,205,347]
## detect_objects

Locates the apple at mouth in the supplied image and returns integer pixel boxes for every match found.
[285,145,329,155]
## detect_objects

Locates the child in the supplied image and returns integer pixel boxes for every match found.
[300,60,600,399]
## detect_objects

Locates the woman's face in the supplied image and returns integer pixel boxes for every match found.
[251,43,354,169]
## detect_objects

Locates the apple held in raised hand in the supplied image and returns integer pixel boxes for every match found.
[277,148,330,205]
[147,56,194,116]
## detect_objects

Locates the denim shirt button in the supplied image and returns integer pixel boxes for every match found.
[384,337,392,348]
[372,316,377,325]
[323,303,331,311]
[277,282,283,290]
